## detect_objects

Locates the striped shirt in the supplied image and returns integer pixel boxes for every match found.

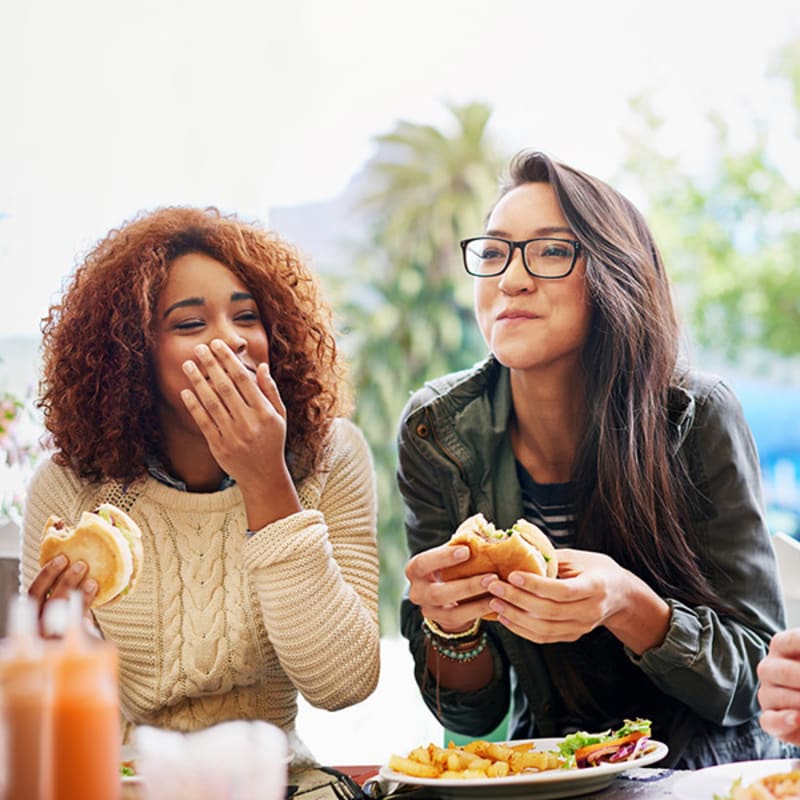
[515,460,576,547]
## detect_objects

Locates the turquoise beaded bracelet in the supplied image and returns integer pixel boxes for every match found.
[431,631,488,663]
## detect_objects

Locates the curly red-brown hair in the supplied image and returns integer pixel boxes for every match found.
[39,206,351,484]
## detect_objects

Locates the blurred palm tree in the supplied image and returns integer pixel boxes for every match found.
[336,101,506,631]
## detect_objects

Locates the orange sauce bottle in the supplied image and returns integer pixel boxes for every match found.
[0,595,51,800]
[45,593,121,800]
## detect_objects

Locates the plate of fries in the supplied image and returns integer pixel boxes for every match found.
[672,758,800,799]
[381,737,669,799]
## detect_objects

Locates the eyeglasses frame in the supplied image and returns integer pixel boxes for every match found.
[460,236,582,279]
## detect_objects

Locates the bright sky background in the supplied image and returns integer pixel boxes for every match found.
[1,0,798,338]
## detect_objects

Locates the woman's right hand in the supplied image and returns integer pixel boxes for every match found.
[27,556,99,626]
[404,543,496,633]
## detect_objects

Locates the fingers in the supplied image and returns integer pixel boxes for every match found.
[256,362,286,419]
[410,571,496,610]
[207,339,264,406]
[485,574,591,643]
[759,709,800,744]
[27,554,69,604]
[405,544,497,627]
[28,557,99,622]
[420,598,493,633]
[769,628,800,659]
[758,651,800,694]
[182,341,264,417]
[404,543,470,582]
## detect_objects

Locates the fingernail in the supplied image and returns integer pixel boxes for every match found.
[480,574,498,588]
[489,582,505,597]
[84,579,97,594]
[53,554,68,568]
[210,339,224,351]
[183,360,196,373]
[490,599,505,615]
[71,561,87,576]
[452,546,470,561]
[509,573,524,586]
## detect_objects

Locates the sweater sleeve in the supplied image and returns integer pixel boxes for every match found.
[627,379,784,725]
[20,457,97,593]
[241,419,380,710]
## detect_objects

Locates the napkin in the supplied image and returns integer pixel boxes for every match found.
[134,719,288,800]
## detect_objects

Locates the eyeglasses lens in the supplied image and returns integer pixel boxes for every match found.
[463,238,576,278]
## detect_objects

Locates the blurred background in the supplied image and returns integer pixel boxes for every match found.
[2,0,800,762]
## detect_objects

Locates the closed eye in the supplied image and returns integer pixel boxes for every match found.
[174,319,205,331]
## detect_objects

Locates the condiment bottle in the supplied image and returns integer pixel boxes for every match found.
[0,594,51,800]
[45,592,121,800]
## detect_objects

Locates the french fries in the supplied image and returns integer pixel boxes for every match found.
[387,740,564,780]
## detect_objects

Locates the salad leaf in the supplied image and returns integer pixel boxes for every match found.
[557,718,652,769]
[713,776,741,800]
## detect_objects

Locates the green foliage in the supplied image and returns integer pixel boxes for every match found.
[619,37,800,361]
[335,102,506,631]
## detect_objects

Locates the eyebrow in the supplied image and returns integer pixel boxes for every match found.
[162,291,255,320]
[485,225,575,238]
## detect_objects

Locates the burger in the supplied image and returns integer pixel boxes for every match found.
[39,503,144,609]
[441,513,557,619]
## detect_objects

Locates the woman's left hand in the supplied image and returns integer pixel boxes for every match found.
[486,548,670,653]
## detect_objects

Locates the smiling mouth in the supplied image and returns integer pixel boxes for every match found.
[498,312,539,321]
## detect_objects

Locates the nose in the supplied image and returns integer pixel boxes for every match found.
[498,246,536,294]
[211,320,247,354]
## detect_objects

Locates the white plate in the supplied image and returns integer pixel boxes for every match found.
[673,758,800,799]
[379,737,669,799]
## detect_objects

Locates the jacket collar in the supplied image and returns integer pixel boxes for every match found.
[417,355,698,465]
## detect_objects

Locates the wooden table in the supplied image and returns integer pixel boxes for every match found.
[122,764,691,798]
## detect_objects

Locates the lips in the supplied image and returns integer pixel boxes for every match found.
[497,308,539,321]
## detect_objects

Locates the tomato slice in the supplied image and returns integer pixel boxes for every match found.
[573,731,648,764]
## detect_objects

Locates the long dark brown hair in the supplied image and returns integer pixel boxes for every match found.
[499,150,727,613]
[39,206,350,484]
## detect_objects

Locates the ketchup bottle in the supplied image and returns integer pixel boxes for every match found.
[45,592,121,800]
[0,594,51,800]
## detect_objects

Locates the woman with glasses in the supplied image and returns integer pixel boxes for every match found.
[398,150,797,768]
[22,206,380,765]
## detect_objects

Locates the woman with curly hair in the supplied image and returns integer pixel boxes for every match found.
[399,150,797,768]
[22,206,380,763]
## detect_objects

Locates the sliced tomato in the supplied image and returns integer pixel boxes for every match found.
[574,731,648,766]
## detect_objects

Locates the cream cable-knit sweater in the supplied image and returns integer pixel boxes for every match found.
[21,418,380,762]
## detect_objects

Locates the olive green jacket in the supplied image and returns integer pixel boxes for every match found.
[398,356,796,768]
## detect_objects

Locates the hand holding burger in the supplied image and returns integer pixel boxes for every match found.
[441,513,557,620]
[39,503,143,609]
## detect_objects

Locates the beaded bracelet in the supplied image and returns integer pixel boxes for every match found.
[422,616,483,641]
[430,631,488,663]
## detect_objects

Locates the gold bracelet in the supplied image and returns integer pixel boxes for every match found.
[422,616,483,641]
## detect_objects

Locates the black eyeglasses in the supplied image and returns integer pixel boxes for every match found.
[460,236,582,279]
